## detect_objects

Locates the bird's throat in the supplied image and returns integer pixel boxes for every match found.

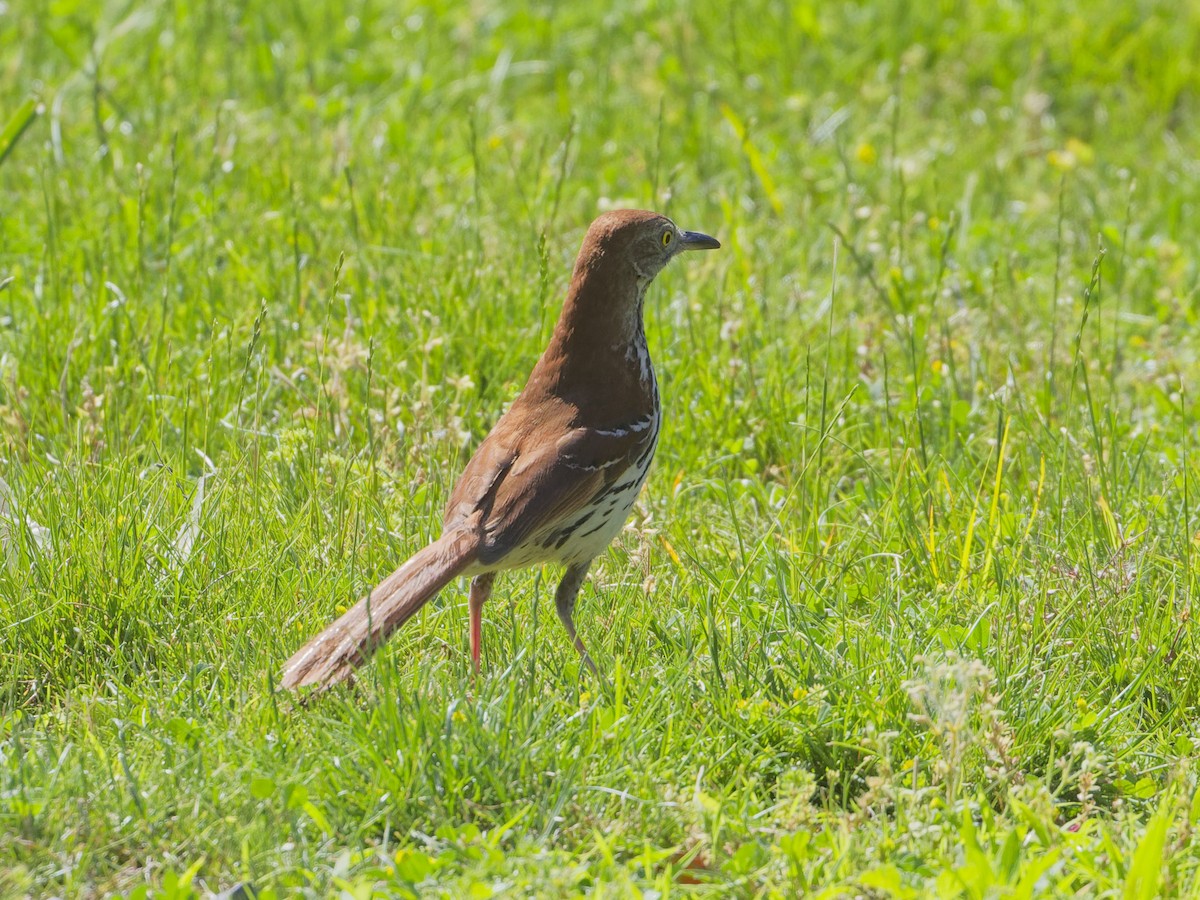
[532,271,656,404]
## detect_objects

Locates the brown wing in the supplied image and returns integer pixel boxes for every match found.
[443,406,651,566]
[476,426,633,563]
[441,428,519,533]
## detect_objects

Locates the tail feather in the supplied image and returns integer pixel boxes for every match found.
[281,529,479,691]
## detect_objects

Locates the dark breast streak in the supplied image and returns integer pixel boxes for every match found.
[535,350,660,564]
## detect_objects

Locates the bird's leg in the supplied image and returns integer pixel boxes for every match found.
[555,561,599,676]
[468,573,495,675]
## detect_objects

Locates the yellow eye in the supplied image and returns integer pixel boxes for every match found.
[662,231,673,247]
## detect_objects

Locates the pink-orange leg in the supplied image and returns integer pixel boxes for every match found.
[468,574,496,674]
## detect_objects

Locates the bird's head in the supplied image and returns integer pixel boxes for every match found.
[554,209,720,350]
[573,209,721,287]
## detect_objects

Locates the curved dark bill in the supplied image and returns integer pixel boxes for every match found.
[678,230,721,250]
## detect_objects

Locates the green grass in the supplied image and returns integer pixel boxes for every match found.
[3,0,1200,895]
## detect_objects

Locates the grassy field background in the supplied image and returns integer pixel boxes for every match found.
[4,0,1200,895]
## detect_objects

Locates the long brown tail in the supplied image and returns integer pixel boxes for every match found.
[281,529,479,691]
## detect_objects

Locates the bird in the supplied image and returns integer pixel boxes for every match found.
[281,209,720,691]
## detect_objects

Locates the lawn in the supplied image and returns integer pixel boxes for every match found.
[3,0,1200,896]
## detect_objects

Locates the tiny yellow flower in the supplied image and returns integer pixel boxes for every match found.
[579,691,592,707]
[1064,137,1094,166]
[1075,696,1088,711]
[335,604,349,615]
[1047,140,1093,173]
[451,709,466,723]
[928,216,941,231]
[855,142,877,165]
[1047,149,1076,172]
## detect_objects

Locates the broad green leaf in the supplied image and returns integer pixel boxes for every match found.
[0,98,38,169]
[1122,794,1172,900]
[249,776,276,800]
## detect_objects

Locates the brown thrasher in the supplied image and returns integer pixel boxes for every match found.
[281,209,720,690]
